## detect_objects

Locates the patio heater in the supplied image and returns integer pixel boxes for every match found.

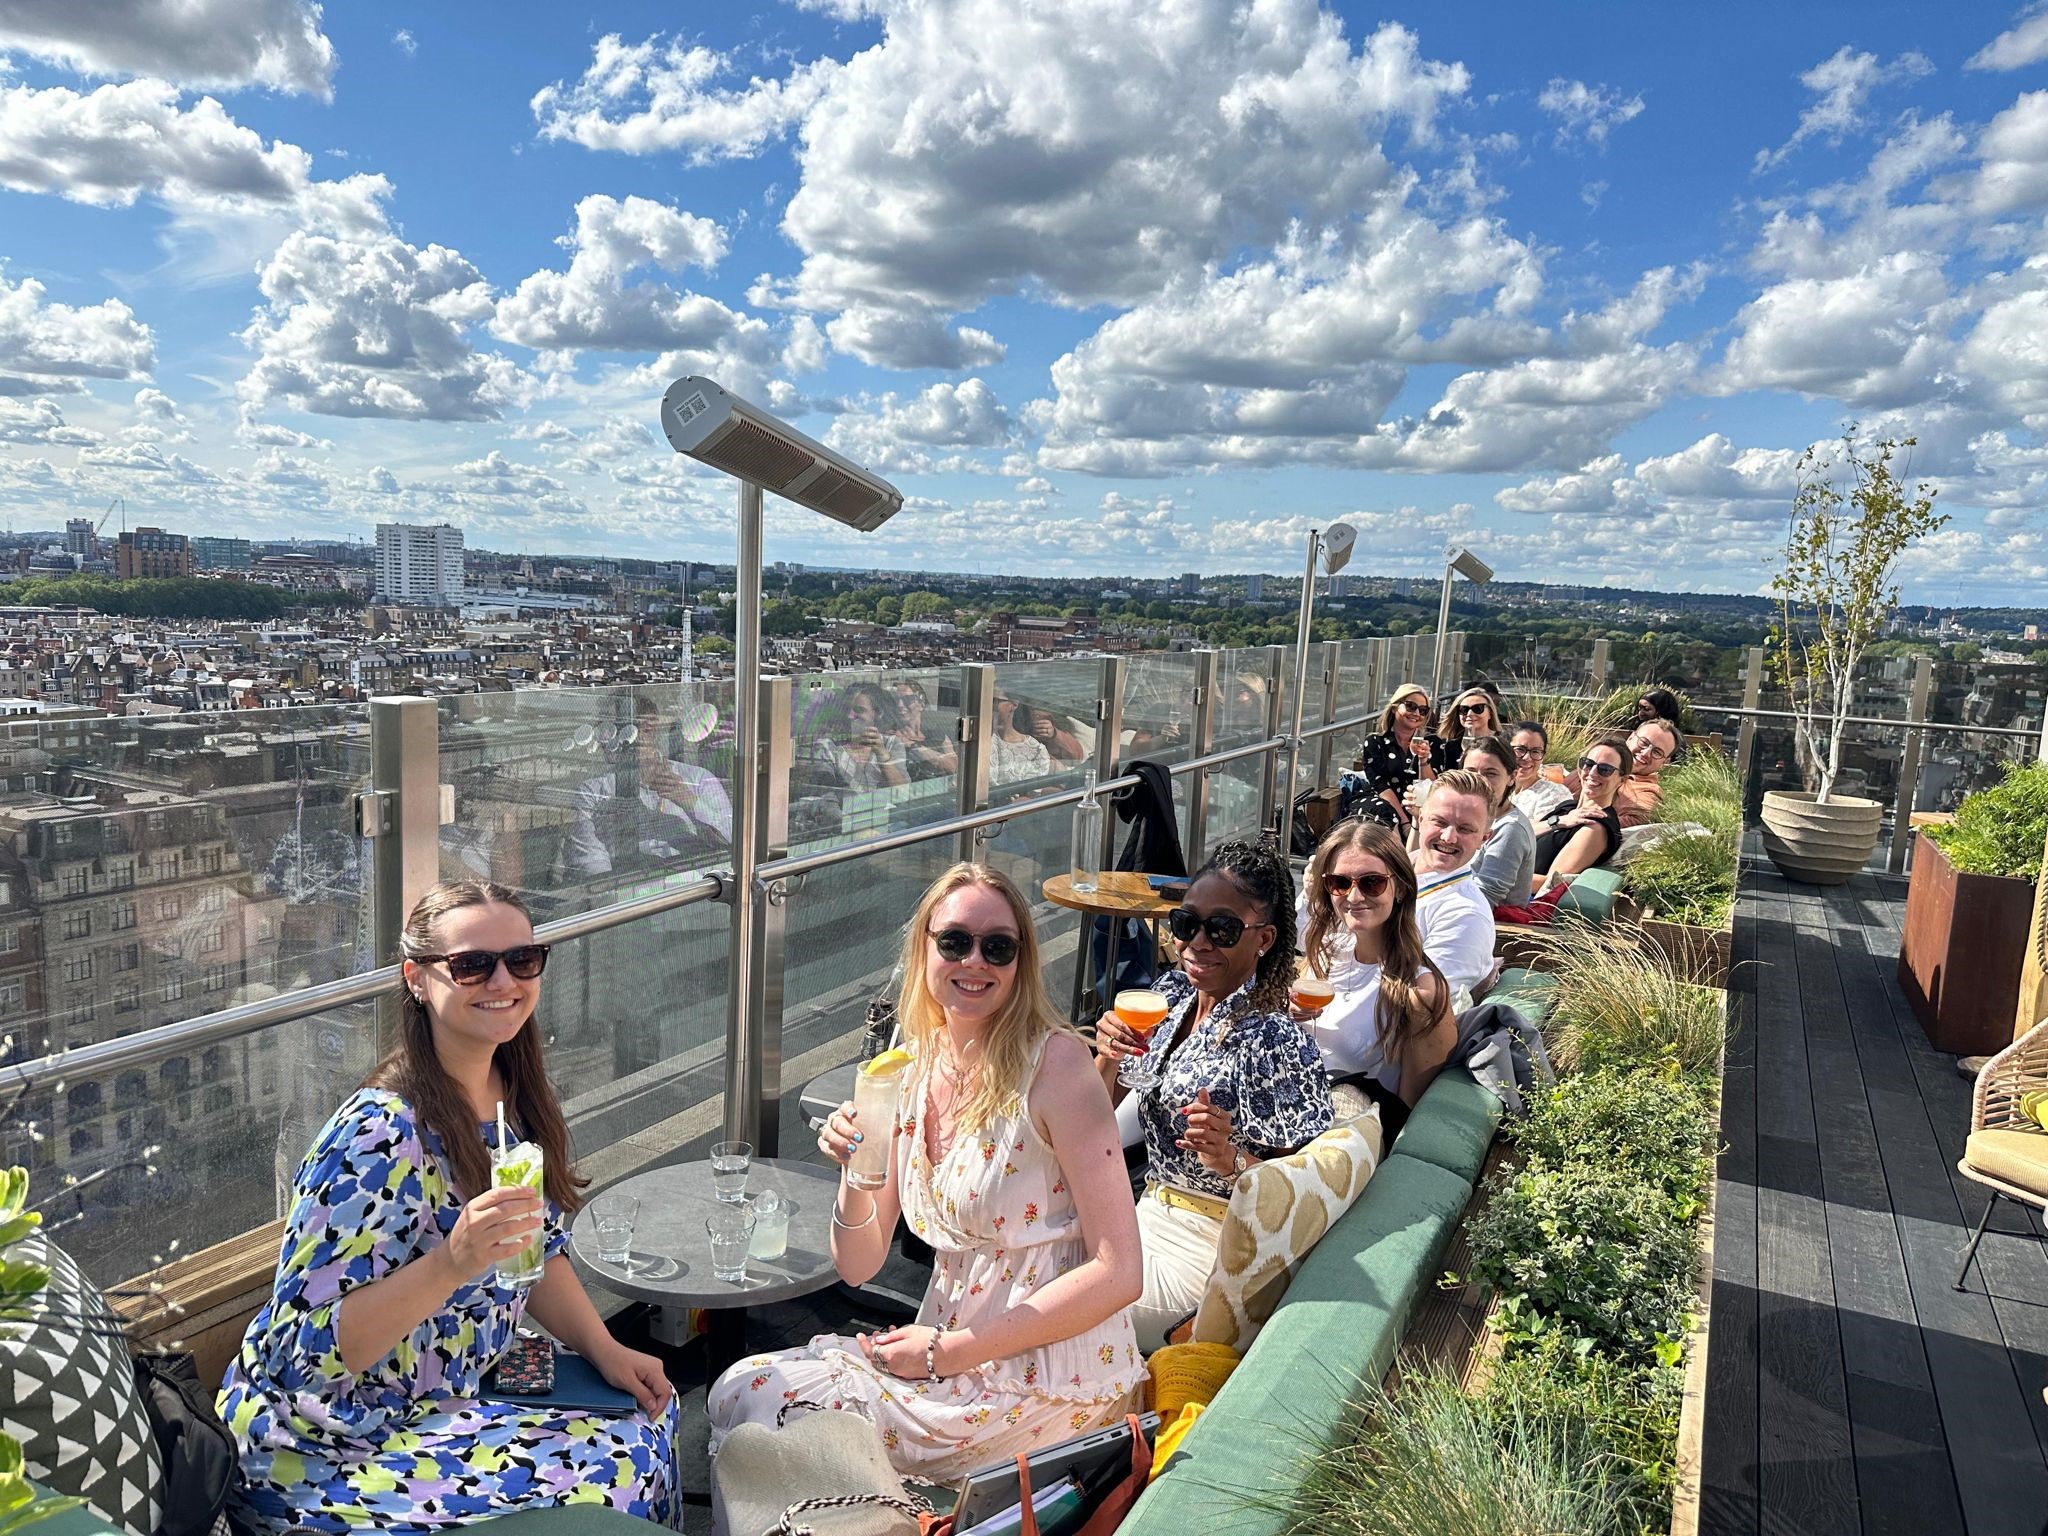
[1430,547,1494,701]
[661,376,904,1150]
[1280,522,1357,843]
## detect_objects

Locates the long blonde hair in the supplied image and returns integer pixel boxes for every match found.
[1375,682,1434,736]
[1436,686,1500,745]
[895,864,1071,1134]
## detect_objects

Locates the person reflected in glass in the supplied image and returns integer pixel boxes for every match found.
[1015,694,1087,766]
[1535,734,1632,889]
[561,697,732,878]
[1355,684,1454,835]
[890,681,959,783]
[1093,840,1331,1351]
[1508,720,1575,824]
[218,881,676,1534]
[1459,734,1535,908]
[989,688,1054,786]
[1295,821,1456,1140]
[707,865,1142,1480]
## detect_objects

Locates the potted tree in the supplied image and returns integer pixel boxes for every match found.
[1761,432,1946,884]
[1900,764,2048,1055]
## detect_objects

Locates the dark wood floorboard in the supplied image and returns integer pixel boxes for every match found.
[1701,843,2048,1536]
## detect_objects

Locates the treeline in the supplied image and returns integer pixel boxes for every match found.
[0,576,362,620]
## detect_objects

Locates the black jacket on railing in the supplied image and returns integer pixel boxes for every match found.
[1112,759,1186,879]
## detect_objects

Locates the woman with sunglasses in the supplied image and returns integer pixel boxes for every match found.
[1354,683,1455,833]
[1459,735,1535,908]
[219,881,677,1534]
[1532,734,1633,889]
[1093,841,1331,1351]
[1296,820,1456,1139]
[709,865,1142,1479]
[1507,720,1574,824]
[1436,686,1501,756]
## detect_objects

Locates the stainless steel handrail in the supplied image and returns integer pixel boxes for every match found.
[1692,702,2040,741]
[6,873,725,1092]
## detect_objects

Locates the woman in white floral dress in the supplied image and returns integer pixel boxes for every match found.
[707,864,1144,1482]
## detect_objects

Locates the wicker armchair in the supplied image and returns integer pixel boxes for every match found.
[1953,1015,2048,1289]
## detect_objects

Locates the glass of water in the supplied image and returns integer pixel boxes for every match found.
[710,1141,752,1203]
[706,1203,756,1285]
[592,1194,638,1267]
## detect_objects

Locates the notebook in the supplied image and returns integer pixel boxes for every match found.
[484,1346,637,1415]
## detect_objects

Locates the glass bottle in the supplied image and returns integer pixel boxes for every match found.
[1071,768,1104,894]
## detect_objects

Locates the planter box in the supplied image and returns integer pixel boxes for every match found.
[1641,914,1732,990]
[1899,830,2034,1057]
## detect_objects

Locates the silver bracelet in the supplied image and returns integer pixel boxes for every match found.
[831,1200,876,1231]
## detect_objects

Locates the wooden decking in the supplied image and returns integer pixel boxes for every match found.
[1702,844,2048,1536]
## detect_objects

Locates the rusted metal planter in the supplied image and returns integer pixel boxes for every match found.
[1899,829,2033,1057]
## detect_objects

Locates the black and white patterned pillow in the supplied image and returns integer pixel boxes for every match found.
[0,1229,164,1536]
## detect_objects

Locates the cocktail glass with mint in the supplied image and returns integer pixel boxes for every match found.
[491,1139,548,1289]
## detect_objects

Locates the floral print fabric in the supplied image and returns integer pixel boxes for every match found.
[217,1089,676,1534]
[706,1038,1140,1483]
[1136,969,1333,1201]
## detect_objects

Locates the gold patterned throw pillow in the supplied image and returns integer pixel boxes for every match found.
[1188,1106,1384,1350]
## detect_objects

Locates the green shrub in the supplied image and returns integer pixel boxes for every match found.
[1464,1157,1699,1364]
[1510,1066,1715,1209]
[1289,1368,1644,1536]
[1623,828,1738,929]
[1654,749,1742,840]
[1495,680,1644,766]
[1531,922,1728,1078]
[1926,761,2048,880]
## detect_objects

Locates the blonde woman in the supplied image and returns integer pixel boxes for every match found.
[1355,683,1455,833]
[707,866,1142,1481]
[1436,686,1502,752]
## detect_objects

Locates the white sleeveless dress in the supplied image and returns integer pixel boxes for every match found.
[706,1040,1142,1482]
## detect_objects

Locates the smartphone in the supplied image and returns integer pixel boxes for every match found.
[487,1333,556,1396]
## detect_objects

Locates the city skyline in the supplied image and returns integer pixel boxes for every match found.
[2,4,2048,598]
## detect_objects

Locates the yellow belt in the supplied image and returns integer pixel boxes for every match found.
[1147,1182,1229,1222]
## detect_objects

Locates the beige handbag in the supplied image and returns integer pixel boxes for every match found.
[712,1400,929,1536]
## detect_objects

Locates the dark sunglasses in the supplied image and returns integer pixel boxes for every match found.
[1322,872,1392,899]
[1166,907,1259,948]
[416,945,550,984]
[1456,702,1492,716]
[1578,757,1620,779]
[931,927,1020,966]
[1395,699,1430,716]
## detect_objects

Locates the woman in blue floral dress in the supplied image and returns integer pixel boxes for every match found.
[1094,840,1333,1350]
[218,881,677,1533]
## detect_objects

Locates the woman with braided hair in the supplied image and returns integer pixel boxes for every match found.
[1094,838,1332,1350]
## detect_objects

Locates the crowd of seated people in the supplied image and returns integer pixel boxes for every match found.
[220,679,1688,1525]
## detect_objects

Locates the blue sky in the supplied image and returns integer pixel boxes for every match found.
[3,1,2048,600]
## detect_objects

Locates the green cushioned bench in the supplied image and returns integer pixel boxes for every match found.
[1121,1068,1505,1536]
[1488,965,1558,1032]
[1556,866,1623,925]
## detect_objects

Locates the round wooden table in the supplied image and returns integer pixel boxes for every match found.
[1041,871,1180,1020]
[567,1157,840,1380]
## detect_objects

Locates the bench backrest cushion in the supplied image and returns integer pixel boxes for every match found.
[1382,1069,1502,1186]
[1191,1107,1384,1350]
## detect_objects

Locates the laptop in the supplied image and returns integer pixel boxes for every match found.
[949,1412,1159,1530]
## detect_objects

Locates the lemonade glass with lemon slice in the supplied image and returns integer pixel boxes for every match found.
[848,1047,913,1189]
[490,1139,548,1289]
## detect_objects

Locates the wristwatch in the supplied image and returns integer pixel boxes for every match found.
[1231,1148,1250,1176]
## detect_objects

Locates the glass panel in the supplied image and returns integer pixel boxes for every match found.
[787,669,961,851]
[1120,653,1200,770]
[1207,647,1279,847]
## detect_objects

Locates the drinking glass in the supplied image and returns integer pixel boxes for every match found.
[711,1140,752,1203]
[490,1140,547,1289]
[748,1192,789,1261]
[1113,989,1170,1092]
[592,1194,638,1266]
[706,1203,756,1284]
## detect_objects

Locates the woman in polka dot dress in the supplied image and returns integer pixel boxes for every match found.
[1354,683,1458,834]
[707,865,1143,1483]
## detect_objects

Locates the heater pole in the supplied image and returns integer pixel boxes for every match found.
[1281,531,1320,843]
[724,479,765,1146]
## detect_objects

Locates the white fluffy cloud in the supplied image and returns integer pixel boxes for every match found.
[240,230,526,421]
[1717,252,1953,405]
[1968,5,2048,72]
[0,79,389,231]
[822,304,1004,371]
[531,35,840,161]
[0,273,155,395]
[1969,90,2048,217]
[824,378,1016,473]
[1755,46,1934,172]
[0,0,336,97]
[1537,79,1644,148]
[0,398,98,446]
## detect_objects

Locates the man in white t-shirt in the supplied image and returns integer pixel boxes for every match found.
[1408,771,1499,999]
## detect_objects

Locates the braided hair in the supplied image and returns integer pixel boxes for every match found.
[1193,836,1296,1015]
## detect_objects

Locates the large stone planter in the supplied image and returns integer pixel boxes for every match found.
[1899,829,2033,1057]
[1760,789,1882,885]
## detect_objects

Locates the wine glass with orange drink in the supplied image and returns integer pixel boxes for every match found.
[1111,987,1170,1091]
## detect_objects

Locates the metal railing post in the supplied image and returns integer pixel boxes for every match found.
[1258,644,1288,837]
[1094,656,1127,871]
[367,695,440,1051]
[1184,651,1220,866]
[1888,655,1935,873]
[1588,638,1611,693]
[1313,640,1342,791]
[728,675,792,1153]
[956,664,995,864]
[1736,645,1765,789]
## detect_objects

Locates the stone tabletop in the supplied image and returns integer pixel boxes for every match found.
[568,1157,842,1310]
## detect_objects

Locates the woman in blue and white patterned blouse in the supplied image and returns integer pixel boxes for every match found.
[1094,840,1332,1351]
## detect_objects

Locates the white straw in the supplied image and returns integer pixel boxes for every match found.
[496,1099,507,1155]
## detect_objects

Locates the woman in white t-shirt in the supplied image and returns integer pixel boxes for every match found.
[988,688,1054,787]
[1508,721,1575,824]
[1293,819,1457,1139]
